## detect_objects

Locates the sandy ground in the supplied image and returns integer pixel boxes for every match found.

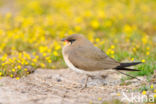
[0,69,147,104]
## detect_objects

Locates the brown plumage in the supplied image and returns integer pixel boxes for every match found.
[62,34,141,88]
[63,34,119,71]
[62,34,140,71]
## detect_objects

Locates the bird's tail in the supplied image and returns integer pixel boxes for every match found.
[113,62,142,80]
[114,62,142,71]
[118,62,142,68]
[115,67,140,71]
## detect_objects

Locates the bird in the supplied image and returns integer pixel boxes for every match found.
[61,34,141,88]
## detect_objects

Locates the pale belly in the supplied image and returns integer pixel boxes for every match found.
[63,53,87,73]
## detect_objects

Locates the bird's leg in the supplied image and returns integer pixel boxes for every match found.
[81,75,89,89]
[81,75,95,89]
[84,75,89,87]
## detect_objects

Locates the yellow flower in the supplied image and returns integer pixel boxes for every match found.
[154,94,156,98]
[84,11,91,17]
[106,49,111,55]
[33,58,37,62]
[75,17,82,23]
[91,20,99,29]
[21,61,24,65]
[25,61,28,65]
[55,44,61,50]
[106,51,110,55]
[98,97,102,101]
[105,20,112,27]
[75,26,81,32]
[95,38,100,42]
[53,51,58,56]
[151,84,153,89]
[116,93,121,96]
[46,57,50,60]
[123,25,132,33]
[16,77,20,80]
[146,51,150,55]
[5,12,12,18]
[17,60,21,63]
[154,89,156,93]
[47,49,51,53]
[132,48,136,52]
[97,10,105,18]
[146,47,150,50]
[0,29,4,34]
[99,41,105,45]
[40,63,45,68]
[39,46,48,53]
[2,63,5,66]
[141,59,146,63]
[110,50,114,54]
[43,53,47,57]
[131,58,134,61]
[1,54,8,61]
[111,55,115,58]
[0,72,2,76]
[142,91,146,95]
[24,68,28,71]
[32,52,36,55]
[17,65,21,69]
[31,63,35,66]
[111,45,115,49]
[12,68,16,72]
[142,36,148,44]
[10,74,13,78]
[48,59,52,63]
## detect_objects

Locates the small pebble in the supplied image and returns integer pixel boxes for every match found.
[57,78,62,82]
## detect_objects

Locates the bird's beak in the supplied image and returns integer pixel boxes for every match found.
[61,38,69,43]
[61,38,66,41]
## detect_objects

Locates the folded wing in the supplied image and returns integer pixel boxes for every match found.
[68,46,120,71]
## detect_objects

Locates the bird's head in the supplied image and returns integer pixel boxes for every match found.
[61,34,85,45]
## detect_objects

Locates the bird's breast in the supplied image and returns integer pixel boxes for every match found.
[62,53,86,73]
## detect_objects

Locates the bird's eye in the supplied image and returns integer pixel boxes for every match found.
[68,39,76,44]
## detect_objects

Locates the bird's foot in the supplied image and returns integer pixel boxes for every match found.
[80,83,88,90]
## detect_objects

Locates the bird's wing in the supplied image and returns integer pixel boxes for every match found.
[68,46,120,71]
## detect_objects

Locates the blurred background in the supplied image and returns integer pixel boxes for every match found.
[0,0,155,79]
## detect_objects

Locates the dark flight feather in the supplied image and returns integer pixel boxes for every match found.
[118,62,142,68]
[114,67,140,71]
[114,62,141,71]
